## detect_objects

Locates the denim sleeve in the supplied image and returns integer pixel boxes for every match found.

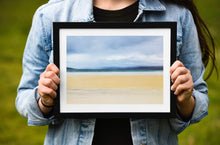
[169,8,209,134]
[16,8,55,126]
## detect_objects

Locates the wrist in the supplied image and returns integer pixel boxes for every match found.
[38,98,53,115]
[177,96,195,121]
[40,98,54,108]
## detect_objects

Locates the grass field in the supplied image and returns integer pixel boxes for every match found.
[0,0,219,145]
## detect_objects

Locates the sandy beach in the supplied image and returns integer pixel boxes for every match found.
[66,73,163,104]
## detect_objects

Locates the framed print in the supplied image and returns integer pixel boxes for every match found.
[53,22,176,118]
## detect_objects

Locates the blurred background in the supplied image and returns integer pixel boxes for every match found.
[0,0,219,144]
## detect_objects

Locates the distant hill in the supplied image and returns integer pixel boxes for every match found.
[67,66,163,72]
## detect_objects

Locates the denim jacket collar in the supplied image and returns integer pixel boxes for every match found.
[67,0,166,22]
[139,0,166,11]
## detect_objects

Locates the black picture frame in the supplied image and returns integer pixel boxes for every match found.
[53,22,176,118]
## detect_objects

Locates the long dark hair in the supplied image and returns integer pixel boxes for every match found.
[163,0,217,80]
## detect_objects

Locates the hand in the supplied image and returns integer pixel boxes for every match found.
[38,63,60,114]
[170,60,195,120]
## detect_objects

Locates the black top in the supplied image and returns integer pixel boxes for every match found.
[92,1,139,145]
[93,0,139,22]
[92,118,133,145]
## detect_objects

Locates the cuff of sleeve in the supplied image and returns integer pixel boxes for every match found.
[169,89,208,134]
[27,87,55,126]
[190,89,208,124]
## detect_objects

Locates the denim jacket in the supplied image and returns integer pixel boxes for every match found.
[16,0,209,145]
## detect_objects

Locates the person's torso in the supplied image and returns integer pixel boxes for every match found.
[35,0,199,145]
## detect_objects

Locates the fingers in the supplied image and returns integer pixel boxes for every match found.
[45,63,59,75]
[39,77,58,92]
[38,63,60,106]
[170,60,184,75]
[171,71,191,93]
[42,70,60,85]
[173,80,193,96]
[170,67,189,83]
[170,60,193,96]
[38,84,57,100]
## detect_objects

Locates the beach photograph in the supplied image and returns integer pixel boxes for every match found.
[66,36,164,104]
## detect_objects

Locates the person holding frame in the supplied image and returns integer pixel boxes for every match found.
[16,0,217,145]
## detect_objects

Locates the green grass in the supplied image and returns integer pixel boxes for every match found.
[0,0,48,144]
[0,0,219,145]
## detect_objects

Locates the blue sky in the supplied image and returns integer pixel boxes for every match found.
[66,36,163,69]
